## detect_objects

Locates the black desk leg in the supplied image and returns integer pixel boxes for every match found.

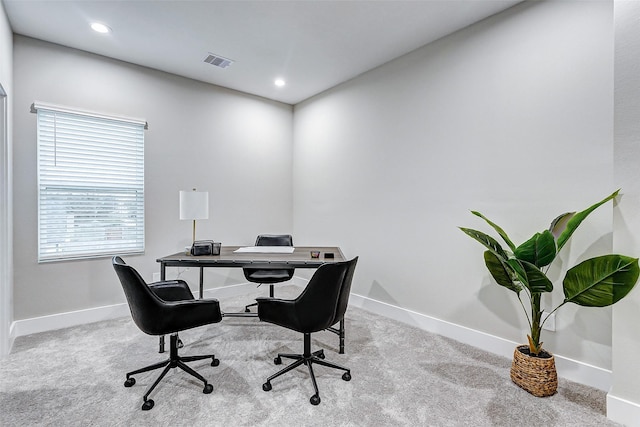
[199,267,204,299]
[159,262,166,353]
[339,319,345,354]
[327,319,346,354]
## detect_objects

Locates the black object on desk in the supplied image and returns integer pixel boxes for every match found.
[191,240,221,256]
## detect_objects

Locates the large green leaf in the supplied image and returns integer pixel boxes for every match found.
[459,227,509,260]
[520,260,553,293]
[483,251,521,294]
[549,211,575,239]
[514,230,557,268]
[556,190,619,253]
[506,258,528,288]
[471,211,516,252]
[563,255,639,307]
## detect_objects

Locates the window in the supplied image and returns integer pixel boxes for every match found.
[34,102,146,262]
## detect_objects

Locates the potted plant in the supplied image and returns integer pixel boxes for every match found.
[460,190,639,396]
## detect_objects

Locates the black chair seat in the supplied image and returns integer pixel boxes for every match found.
[247,269,292,283]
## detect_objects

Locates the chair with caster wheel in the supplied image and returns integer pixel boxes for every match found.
[112,256,223,411]
[256,256,358,405]
[243,234,295,313]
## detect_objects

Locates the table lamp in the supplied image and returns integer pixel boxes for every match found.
[179,189,209,243]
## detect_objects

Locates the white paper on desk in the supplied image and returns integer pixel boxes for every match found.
[234,246,295,254]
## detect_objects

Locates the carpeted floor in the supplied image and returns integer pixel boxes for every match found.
[0,286,618,426]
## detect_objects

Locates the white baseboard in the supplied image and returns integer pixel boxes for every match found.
[10,281,611,392]
[10,282,273,338]
[349,292,612,392]
[8,321,16,354]
[12,303,131,337]
[607,394,640,427]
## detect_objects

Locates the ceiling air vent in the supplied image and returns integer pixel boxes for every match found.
[204,53,234,69]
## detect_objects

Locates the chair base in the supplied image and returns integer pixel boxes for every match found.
[262,333,351,405]
[124,333,219,410]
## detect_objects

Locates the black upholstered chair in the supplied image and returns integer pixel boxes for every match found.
[256,257,358,405]
[112,256,223,411]
[243,234,295,313]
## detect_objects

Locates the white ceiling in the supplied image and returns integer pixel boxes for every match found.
[3,0,521,105]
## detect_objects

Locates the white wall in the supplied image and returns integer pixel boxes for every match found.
[610,1,640,424]
[0,1,14,357]
[12,36,293,320]
[9,3,636,415]
[294,0,615,371]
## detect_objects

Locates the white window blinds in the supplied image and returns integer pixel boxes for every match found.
[34,102,146,262]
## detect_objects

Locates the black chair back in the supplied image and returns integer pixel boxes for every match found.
[113,256,222,337]
[113,256,170,335]
[255,234,293,247]
[243,234,295,283]
[294,257,358,332]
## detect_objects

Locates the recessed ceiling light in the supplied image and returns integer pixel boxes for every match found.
[91,22,111,34]
[274,79,286,87]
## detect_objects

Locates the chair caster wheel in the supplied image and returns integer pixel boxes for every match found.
[342,372,351,381]
[318,351,325,359]
[310,394,321,405]
[142,399,154,411]
[124,377,135,387]
[262,382,272,392]
[211,357,220,367]
[203,383,213,394]
[245,308,251,313]
[274,356,282,365]
[177,338,184,349]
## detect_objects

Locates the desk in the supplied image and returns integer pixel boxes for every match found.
[156,246,349,353]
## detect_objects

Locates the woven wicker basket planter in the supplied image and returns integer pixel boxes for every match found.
[510,345,558,397]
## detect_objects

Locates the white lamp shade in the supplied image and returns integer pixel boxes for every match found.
[179,190,209,220]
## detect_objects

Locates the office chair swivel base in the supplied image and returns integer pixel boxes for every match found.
[124,333,219,410]
[261,333,351,405]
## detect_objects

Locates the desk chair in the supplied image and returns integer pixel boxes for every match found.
[256,257,358,405]
[112,256,223,411]
[243,234,294,313]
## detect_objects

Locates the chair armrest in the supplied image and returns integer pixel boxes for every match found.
[156,298,223,333]
[256,297,292,307]
[149,280,194,302]
[256,297,301,332]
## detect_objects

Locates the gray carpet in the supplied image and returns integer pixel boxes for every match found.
[0,286,618,426]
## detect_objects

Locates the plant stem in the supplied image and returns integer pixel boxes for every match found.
[530,293,542,354]
[540,300,567,331]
